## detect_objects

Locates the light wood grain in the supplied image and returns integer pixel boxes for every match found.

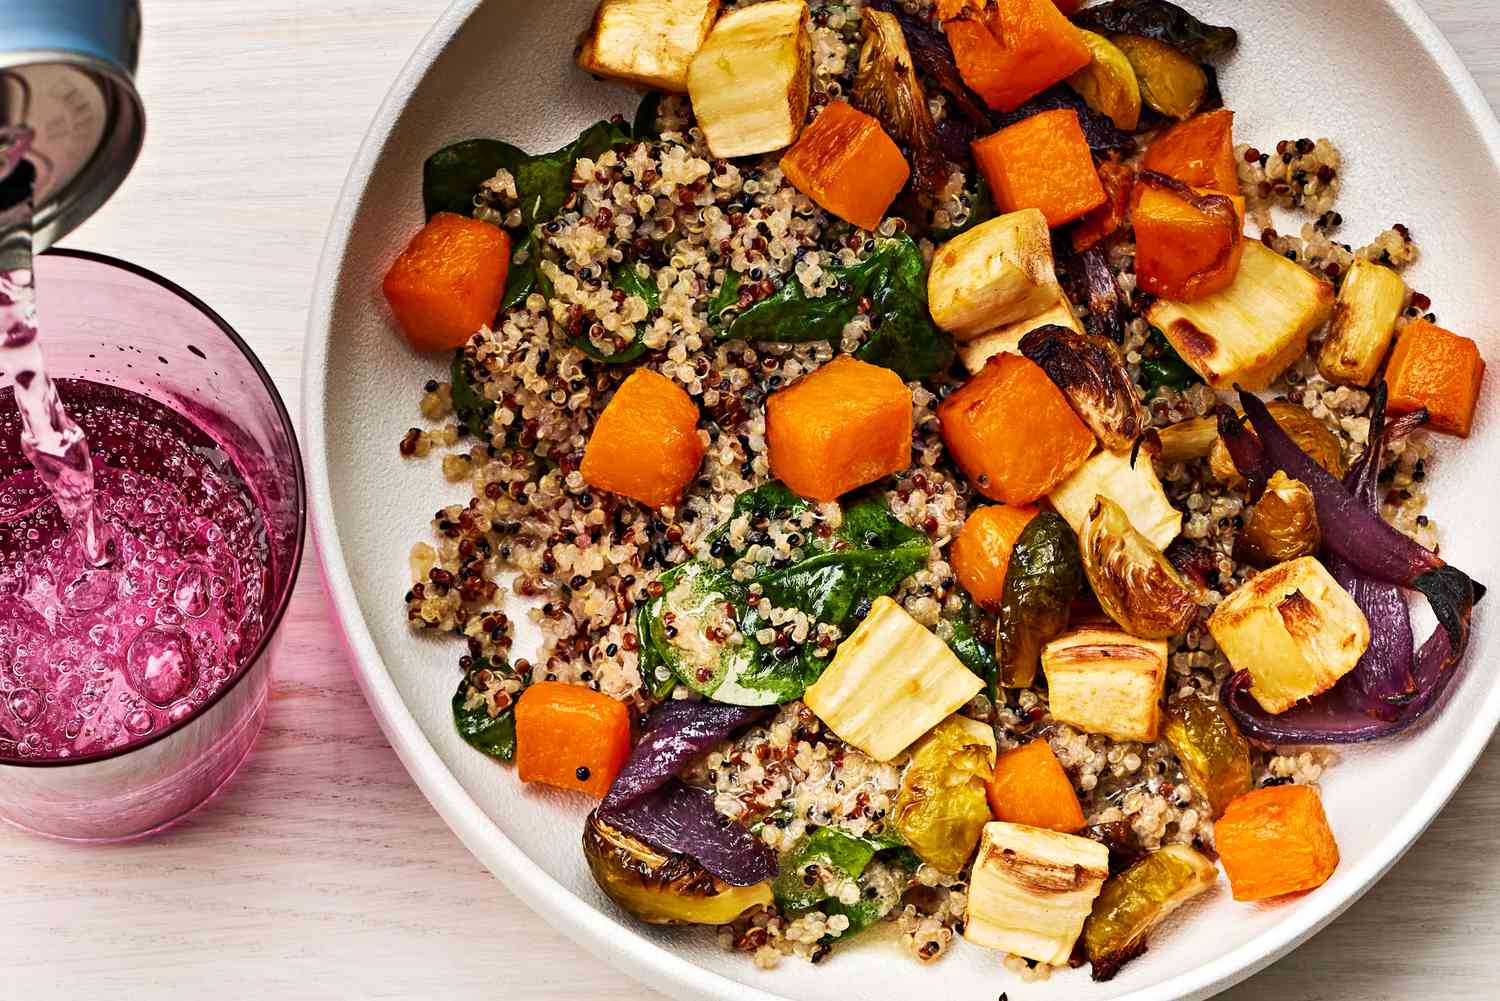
[3,2,1497,999]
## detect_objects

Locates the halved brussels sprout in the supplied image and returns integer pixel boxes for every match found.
[1155,415,1218,465]
[1161,694,1253,818]
[1083,843,1218,981]
[1080,496,1200,640]
[852,8,946,195]
[1019,323,1145,452]
[583,811,773,925]
[1236,471,1321,567]
[1111,34,1206,121]
[997,512,1085,688]
[1067,30,1143,132]
[1210,401,1346,486]
[892,716,996,875]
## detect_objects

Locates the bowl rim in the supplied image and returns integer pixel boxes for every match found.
[3,246,307,770]
[302,3,1500,999]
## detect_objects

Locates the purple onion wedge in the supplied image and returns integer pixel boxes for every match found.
[598,701,773,886]
[1237,388,1484,647]
[1214,404,1272,501]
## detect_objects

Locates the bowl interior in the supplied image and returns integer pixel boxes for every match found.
[308,2,1500,999]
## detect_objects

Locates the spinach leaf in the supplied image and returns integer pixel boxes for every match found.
[1072,0,1238,60]
[702,481,812,550]
[947,597,999,682]
[452,668,517,761]
[1139,328,1200,395]
[422,139,515,220]
[501,232,550,312]
[706,271,744,329]
[450,349,495,436]
[772,828,906,940]
[573,260,661,364]
[720,235,955,381]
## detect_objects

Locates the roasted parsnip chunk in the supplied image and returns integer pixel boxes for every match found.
[957,301,1083,374]
[1207,556,1370,714]
[1318,258,1407,386]
[687,0,810,158]
[1147,241,1335,390]
[965,821,1110,965]
[1043,624,1168,742]
[928,209,1064,341]
[1049,447,1181,551]
[577,0,721,93]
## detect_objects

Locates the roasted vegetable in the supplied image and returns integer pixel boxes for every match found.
[771,827,905,939]
[1146,241,1335,391]
[1155,414,1216,464]
[1073,0,1238,60]
[1215,785,1339,902]
[1133,171,1245,302]
[1208,556,1371,714]
[687,0,810,158]
[990,85,1134,155]
[452,662,518,762]
[1160,694,1252,818]
[939,353,1097,506]
[805,596,984,761]
[1043,624,1169,742]
[1019,323,1144,451]
[1082,844,1218,981]
[1072,159,1136,253]
[1385,318,1486,437]
[514,681,632,798]
[766,355,913,502]
[943,0,1093,113]
[1080,496,1199,640]
[893,716,997,873]
[1066,30,1141,131]
[927,208,1063,340]
[950,503,1040,609]
[853,8,947,195]
[1111,35,1206,121]
[584,811,774,924]
[964,821,1110,965]
[576,0,720,93]
[958,300,1084,374]
[1317,259,1406,386]
[781,100,910,231]
[1142,108,1239,194]
[1138,327,1200,394]
[973,109,1108,228]
[986,739,1086,834]
[1236,471,1320,567]
[996,511,1085,687]
[580,368,706,509]
[382,213,511,352]
[1049,447,1181,552]
[1209,400,1346,489]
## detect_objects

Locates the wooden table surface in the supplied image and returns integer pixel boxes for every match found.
[4,2,1497,999]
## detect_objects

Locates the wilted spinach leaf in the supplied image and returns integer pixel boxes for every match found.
[452,667,517,761]
[450,349,495,436]
[947,597,999,682]
[772,828,906,940]
[1072,0,1238,60]
[720,235,955,380]
[706,270,744,329]
[1138,328,1200,394]
[573,261,661,364]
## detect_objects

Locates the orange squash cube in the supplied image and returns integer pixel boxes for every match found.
[780,100,911,232]
[382,212,511,353]
[514,682,632,799]
[1384,319,1486,437]
[581,369,706,509]
[938,353,1095,505]
[973,109,1107,228]
[766,356,913,501]
[1133,183,1246,302]
[950,504,1040,609]
[986,739,1086,834]
[1143,109,1240,194]
[943,0,1093,113]
[1216,784,1340,902]
[1072,159,1136,252]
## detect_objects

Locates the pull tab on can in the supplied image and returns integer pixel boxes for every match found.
[0,0,145,252]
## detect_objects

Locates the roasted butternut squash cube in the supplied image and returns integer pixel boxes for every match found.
[973,109,1107,228]
[985,739,1086,833]
[1147,241,1335,391]
[687,0,810,158]
[1142,109,1239,194]
[581,369,706,509]
[1384,318,1486,437]
[1216,785,1340,901]
[943,0,1093,113]
[766,355,912,501]
[1042,625,1168,742]
[382,213,511,353]
[938,353,1095,505]
[780,100,910,231]
[1133,184,1246,302]
[1207,556,1370,714]
[576,0,721,93]
[951,504,1040,608]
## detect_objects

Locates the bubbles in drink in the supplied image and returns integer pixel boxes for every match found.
[124,625,199,708]
[7,687,42,724]
[172,564,212,618]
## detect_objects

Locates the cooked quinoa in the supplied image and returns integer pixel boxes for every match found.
[390,0,1463,982]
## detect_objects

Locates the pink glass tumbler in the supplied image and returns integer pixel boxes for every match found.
[0,249,305,841]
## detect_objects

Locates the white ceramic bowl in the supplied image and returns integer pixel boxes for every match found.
[305,3,1500,998]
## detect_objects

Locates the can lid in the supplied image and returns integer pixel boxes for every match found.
[0,1,145,252]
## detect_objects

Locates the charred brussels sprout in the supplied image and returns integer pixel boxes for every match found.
[996,512,1085,688]
[1072,0,1239,60]
[1019,324,1145,452]
[892,717,996,874]
[852,8,946,196]
[583,812,773,926]
[1210,401,1346,487]
[1080,497,1200,640]
[1236,471,1321,567]
[1111,35,1207,122]
[1161,694,1253,818]
[1083,843,1218,981]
